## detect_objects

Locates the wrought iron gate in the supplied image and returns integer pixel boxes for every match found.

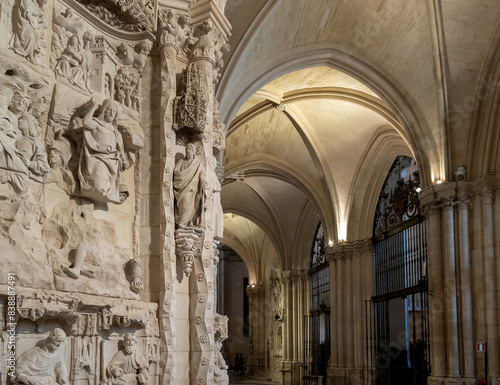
[304,313,330,385]
[366,220,430,385]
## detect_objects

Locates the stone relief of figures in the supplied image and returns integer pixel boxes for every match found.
[68,98,129,204]
[213,314,229,384]
[54,32,95,93]
[52,7,86,68]
[9,0,48,65]
[105,333,149,385]
[45,135,75,194]
[8,91,49,183]
[14,328,69,385]
[0,86,29,193]
[173,143,206,229]
[212,101,226,153]
[115,40,152,112]
[159,11,197,58]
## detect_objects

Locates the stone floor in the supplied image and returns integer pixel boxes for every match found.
[228,374,279,385]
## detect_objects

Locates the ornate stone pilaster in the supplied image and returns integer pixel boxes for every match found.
[157,9,180,383]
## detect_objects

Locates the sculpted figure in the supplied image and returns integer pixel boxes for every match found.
[45,138,75,192]
[106,333,149,385]
[116,40,152,72]
[160,11,176,45]
[55,33,94,92]
[9,92,49,183]
[14,328,68,385]
[10,0,46,63]
[206,156,224,239]
[173,143,206,228]
[78,98,128,204]
[0,87,29,193]
[177,15,197,57]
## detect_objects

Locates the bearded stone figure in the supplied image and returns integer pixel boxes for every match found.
[78,98,128,204]
[173,143,206,228]
[105,333,149,385]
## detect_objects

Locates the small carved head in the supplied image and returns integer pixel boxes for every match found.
[83,30,95,46]
[99,99,118,125]
[136,40,153,56]
[46,328,66,352]
[10,92,31,113]
[123,333,137,354]
[67,35,81,49]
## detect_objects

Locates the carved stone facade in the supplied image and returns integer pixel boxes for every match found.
[0,0,230,384]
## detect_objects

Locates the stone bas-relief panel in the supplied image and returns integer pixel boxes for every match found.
[0,0,231,382]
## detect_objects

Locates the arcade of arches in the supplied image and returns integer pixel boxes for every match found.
[0,1,499,385]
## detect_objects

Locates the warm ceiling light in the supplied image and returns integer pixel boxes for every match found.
[436,180,443,184]
[416,187,421,193]
[328,241,333,246]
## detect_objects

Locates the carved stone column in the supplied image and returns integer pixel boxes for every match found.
[247,285,265,375]
[479,187,498,384]
[280,271,295,384]
[456,192,475,380]
[326,253,338,369]
[325,242,360,385]
[441,196,460,380]
[422,198,447,383]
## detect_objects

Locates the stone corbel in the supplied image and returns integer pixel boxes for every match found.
[175,226,203,276]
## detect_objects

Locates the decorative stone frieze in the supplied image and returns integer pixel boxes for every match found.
[74,0,156,32]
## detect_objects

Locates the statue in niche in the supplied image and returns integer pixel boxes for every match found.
[173,143,206,228]
[77,98,129,204]
[10,0,47,64]
[105,333,149,385]
[14,328,68,385]
[55,32,94,93]
[205,155,224,239]
[9,92,49,183]
[0,87,29,193]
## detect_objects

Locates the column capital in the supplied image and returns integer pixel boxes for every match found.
[440,195,456,211]
[479,187,496,204]
[324,242,355,261]
[420,198,442,217]
[280,270,299,283]
[456,192,474,209]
